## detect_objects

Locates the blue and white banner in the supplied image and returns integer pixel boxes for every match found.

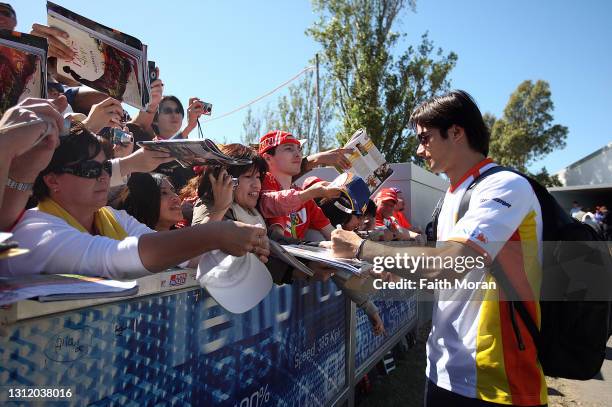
[0,280,346,406]
[355,293,418,371]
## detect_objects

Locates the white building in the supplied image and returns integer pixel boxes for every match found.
[550,142,612,211]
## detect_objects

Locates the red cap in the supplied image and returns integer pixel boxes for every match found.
[375,188,398,205]
[258,130,301,154]
[302,176,324,190]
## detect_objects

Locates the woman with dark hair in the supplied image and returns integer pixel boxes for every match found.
[192,143,268,225]
[113,172,182,231]
[192,144,384,335]
[0,125,269,279]
[152,95,207,140]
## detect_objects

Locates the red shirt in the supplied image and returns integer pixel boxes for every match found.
[375,208,401,232]
[393,210,411,228]
[262,173,331,239]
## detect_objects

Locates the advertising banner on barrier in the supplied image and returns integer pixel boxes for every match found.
[0,281,347,406]
[355,293,418,371]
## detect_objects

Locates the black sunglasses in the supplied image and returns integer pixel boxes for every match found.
[416,132,432,145]
[57,160,112,179]
[160,107,182,115]
[0,9,15,18]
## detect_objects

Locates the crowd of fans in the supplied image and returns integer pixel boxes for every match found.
[0,3,428,335]
[570,201,611,240]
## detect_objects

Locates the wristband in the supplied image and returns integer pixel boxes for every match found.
[355,239,367,260]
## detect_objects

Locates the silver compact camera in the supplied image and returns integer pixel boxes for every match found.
[112,128,133,146]
[202,102,212,115]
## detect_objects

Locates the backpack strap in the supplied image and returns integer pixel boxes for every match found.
[457,164,543,351]
[457,165,510,219]
[430,196,444,242]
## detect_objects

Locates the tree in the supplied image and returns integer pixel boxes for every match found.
[242,105,274,147]
[241,70,336,155]
[307,0,457,164]
[488,80,567,186]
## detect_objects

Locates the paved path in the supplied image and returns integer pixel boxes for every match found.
[547,337,612,407]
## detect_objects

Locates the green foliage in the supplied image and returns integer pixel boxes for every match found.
[531,166,562,187]
[241,70,336,155]
[488,80,568,187]
[307,0,457,164]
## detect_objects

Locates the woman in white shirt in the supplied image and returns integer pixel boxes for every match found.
[0,124,269,280]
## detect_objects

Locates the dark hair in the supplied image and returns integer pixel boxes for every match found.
[197,144,267,201]
[114,173,167,229]
[365,199,377,217]
[152,95,184,134]
[320,196,354,227]
[33,123,111,200]
[409,90,490,156]
[264,146,277,156]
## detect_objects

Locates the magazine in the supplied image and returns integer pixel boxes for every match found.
[337,128,393,196]
[0,30,48,115]
[46,1,152,110]
[269,240,314,277]
[0,274,138,305]
[282,244,373,276]
[137,139,253,168]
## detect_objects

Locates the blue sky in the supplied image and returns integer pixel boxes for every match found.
[15,0,612,174]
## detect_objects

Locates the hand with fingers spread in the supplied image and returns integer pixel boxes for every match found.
[208,169,234,221]
[307,147,354,170]
[30,24,75,61]
[82,97,123,133]
[218,222,270,263]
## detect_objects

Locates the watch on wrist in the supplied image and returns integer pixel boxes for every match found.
[6,177,34,193]
[355,239,367,260]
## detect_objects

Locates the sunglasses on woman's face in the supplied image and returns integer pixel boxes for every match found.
[0,9,15,18]
[57,160,112,179]
[160,107,182,115]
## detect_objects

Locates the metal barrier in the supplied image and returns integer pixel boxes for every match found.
[0,274,418,406]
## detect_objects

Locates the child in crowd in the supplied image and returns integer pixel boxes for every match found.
[113,172,183,231]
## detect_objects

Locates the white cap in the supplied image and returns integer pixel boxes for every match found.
[197,250,272,314]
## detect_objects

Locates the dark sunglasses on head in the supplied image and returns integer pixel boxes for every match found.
[0,9,14,18]
[57,160,112,179]
[160,107,182,115]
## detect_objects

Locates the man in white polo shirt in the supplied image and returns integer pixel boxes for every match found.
[331,90,546,406]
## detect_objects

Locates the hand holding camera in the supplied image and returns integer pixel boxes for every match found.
[209,168,234,219]
[187,97,212,126]
[111,127,134,158]
[82,97,123,134]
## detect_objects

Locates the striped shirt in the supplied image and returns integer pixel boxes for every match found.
[427,158,546,405]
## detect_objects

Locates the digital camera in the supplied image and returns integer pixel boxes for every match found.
[112,128,133,146]
[202,102,212,115]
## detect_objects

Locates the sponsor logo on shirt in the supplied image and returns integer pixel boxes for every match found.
[470,228,488,244]
[492,197,511,208]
